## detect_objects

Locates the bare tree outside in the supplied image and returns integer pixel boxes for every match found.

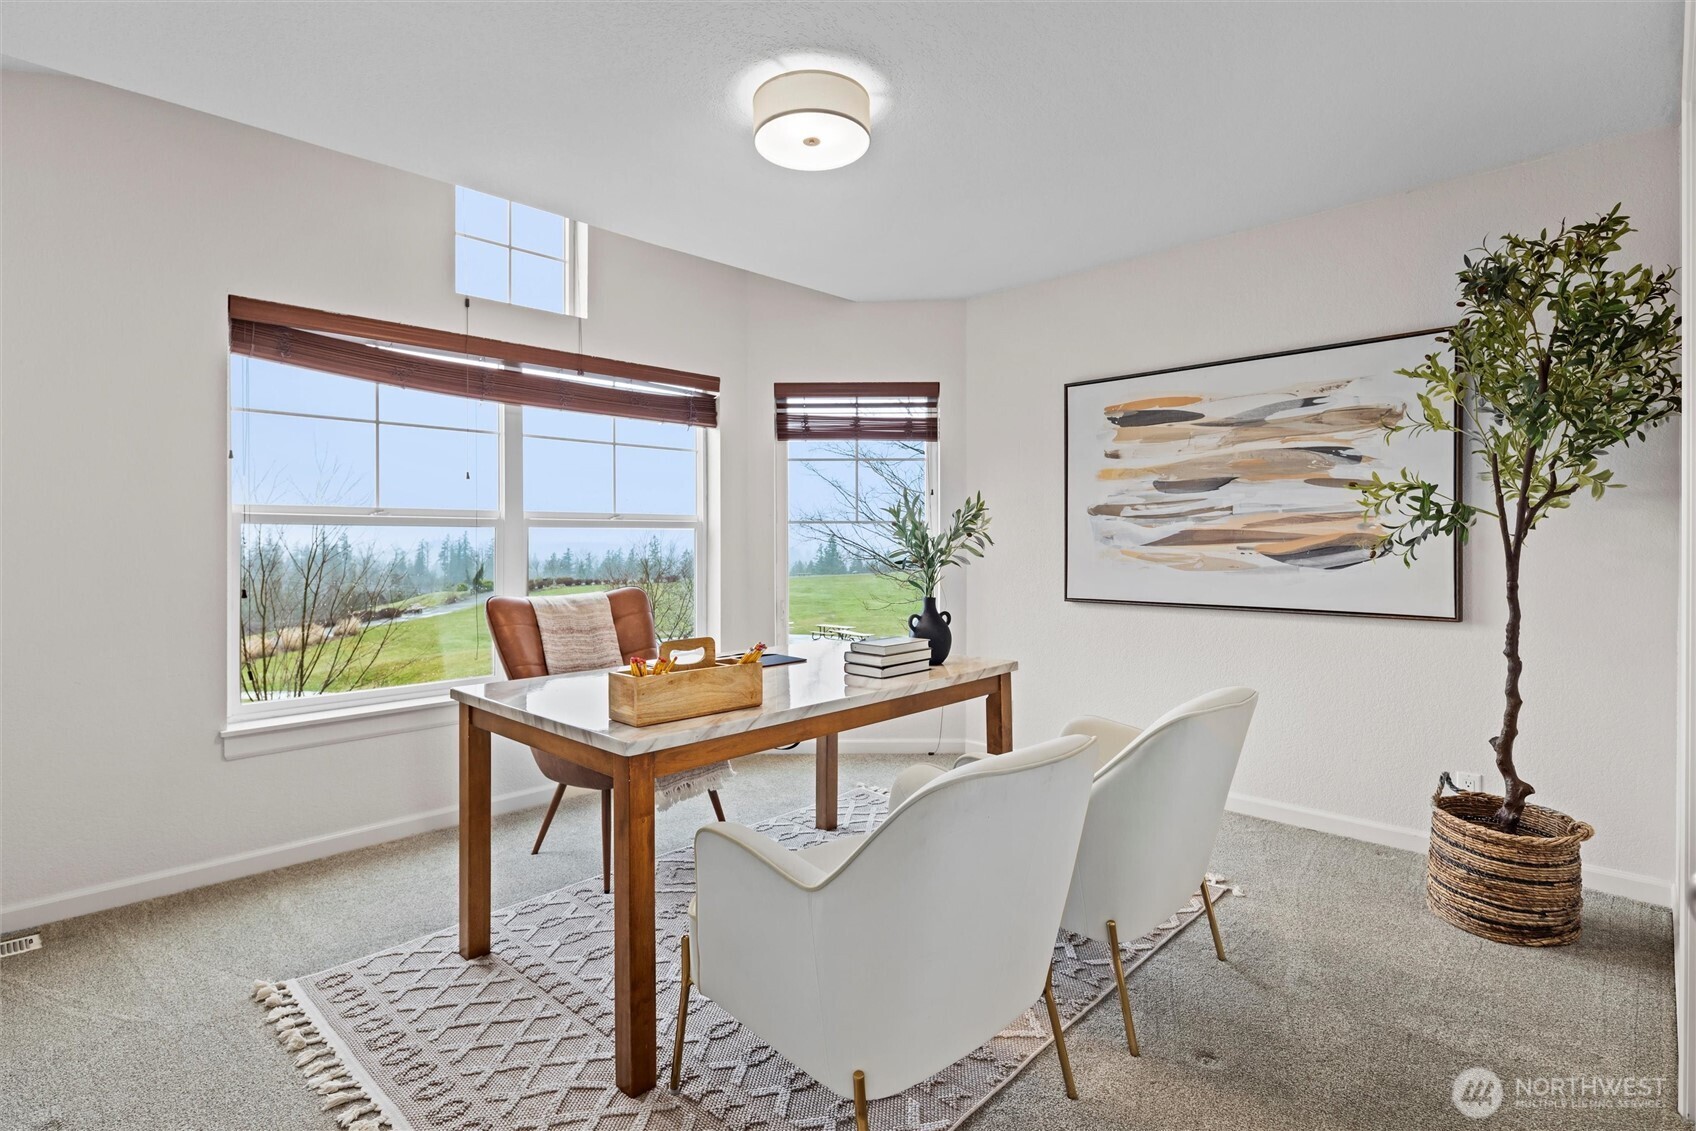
[239,525,412,700]
[237,455,498,700]
[602,536,697,641]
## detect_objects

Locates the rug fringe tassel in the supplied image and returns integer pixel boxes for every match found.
[253,980,393,1131]
[655,764,734,811]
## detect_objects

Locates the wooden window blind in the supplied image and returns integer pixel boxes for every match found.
[773,382,940,442]
[228,297,719,428]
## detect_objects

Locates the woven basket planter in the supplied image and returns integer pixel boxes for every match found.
[1427,789,1594,947]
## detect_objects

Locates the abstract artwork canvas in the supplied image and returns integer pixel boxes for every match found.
[1064,330,1460,619]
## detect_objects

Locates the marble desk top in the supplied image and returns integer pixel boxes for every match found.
[450,641,1015,757]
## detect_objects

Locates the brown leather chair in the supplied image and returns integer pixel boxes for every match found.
[486,588,726,892]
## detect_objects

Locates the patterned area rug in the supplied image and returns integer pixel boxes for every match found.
[253,786,1232,1131]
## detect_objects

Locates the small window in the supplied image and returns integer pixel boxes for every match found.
[787,438,931,642]
[455,187,585,316]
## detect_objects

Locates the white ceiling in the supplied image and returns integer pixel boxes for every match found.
[1,2,1681,302]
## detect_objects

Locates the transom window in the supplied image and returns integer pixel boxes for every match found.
[455,186,585,317]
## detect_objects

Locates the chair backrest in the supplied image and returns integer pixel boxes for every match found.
[1059,687,1257,941]
[485,589,659,790]
[734,734,1096,1099]
[486,588,659,679]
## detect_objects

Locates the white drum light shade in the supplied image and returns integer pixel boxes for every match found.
[753,70,871,171]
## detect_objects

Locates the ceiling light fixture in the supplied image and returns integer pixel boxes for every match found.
[753,70,870,172]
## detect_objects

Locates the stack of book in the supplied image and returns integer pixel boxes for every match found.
[844,636,932,679]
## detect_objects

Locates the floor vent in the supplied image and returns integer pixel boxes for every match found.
[0,933,42,958]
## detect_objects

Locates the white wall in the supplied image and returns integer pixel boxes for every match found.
[0,73,965,928]
[964,127,1682,902]
[2,73,1680,928]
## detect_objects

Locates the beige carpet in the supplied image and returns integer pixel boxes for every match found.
[254,785,1228,1131]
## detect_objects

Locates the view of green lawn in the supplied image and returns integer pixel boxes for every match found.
[787,572,914,638]
[243,596,496,697]
[243,581,703,699]
[245,573,909,699]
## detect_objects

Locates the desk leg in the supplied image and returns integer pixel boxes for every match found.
[458,704,492,959]
[612,757,658,1096]
[986,672,1013,754]
[815,732,839,830]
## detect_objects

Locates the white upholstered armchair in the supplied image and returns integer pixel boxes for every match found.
[1060,686,1258,1056]
[885,687,1258,1060]
[672,734,1100,1127]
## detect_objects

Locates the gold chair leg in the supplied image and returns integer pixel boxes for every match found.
[1105,919,1142,1057]
[1199,877,1226,961]
[852,1068,869,1131]
[670,935,692,1091]
[1042,964,1080,1099]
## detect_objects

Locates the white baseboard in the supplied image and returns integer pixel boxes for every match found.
[0,783,559,934]
[1227,790,1674,909]
[33,753,1666,933]
[1,742,973,934]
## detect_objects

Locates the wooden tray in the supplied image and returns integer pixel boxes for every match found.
[607,637,764,727]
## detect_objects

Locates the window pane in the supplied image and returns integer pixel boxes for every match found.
[528,527,696,641]
[524,436,613,512]
[232,412,375,507]
[786,523,912,639]
[524,406,614,441]
[859,459,926,520]
[238,523,493,701]
[786,439,855,460]
[787,439,932,643]
[616,445,695,515]
[512,249,565,314]
[231,357,375,419]
[379,385,499,431]
[857,440,928,462]
[378,424,497,511]
[616,418,694,449]
[455,186,508,243]
[511,202,566,258]
[455,235,509,303]
[789,459,857,522]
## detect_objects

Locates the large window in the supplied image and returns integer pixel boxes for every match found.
[786,439,931,640]
[228,301,712,718]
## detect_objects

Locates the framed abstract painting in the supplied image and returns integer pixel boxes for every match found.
[1064,329,1461,620]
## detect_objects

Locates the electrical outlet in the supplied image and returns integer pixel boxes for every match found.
[0,932,41,959]
[1451,771,1484,793]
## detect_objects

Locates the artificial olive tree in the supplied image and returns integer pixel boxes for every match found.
[1359,207,1680,832]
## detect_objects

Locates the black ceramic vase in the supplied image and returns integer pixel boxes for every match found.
[908,597,952,666]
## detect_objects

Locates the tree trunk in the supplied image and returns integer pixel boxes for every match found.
[1490,553,1535,832]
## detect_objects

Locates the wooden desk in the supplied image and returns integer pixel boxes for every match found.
[450,650,1016,1097]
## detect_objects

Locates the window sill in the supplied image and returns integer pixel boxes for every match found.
[221,694,460,760]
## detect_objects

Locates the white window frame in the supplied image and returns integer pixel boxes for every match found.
[226,373,708,728]
[775,437,938,643]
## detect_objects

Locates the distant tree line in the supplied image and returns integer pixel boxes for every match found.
[789,529,878,577]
